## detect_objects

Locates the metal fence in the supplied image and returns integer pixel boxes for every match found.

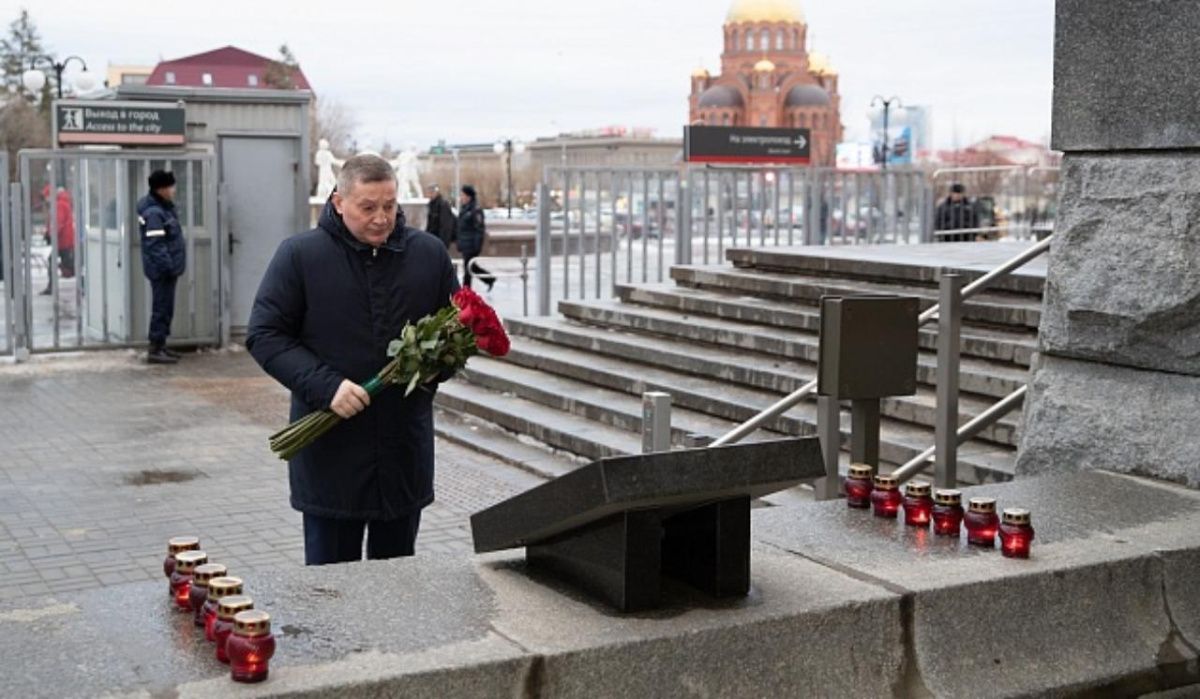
[532,164,1058,315]
[3,149,219,357]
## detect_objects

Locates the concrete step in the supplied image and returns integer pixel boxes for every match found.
[433,406,582,481]
[499,331,1019,451]
[725,244,1046,297]
[554,299,1029,401]
[671,265,1042,331]
[458,356,777,447]
[616,282,1037,367]
[435,380,644,461]
[499,324,1016,482]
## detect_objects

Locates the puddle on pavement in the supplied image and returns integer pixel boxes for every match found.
[122,469,205,486]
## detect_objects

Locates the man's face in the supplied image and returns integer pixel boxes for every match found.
[333,179,398,247]
[459,192,470,207]
[157,185,177,202]
[950,192,964,202]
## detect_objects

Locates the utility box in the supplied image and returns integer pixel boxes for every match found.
[818,295,919,399]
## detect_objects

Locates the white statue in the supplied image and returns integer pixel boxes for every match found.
[391,145,424,200]
[314,139,345,200]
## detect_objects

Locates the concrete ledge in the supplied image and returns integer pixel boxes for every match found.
[2,472,1198,697]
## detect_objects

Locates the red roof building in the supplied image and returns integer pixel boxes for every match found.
[145,46,311,90]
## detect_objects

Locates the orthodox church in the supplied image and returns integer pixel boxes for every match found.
[689,0,844,166]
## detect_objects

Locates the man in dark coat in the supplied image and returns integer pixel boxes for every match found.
[424,184,456,248]
[456,185,495,290]
[934,183,980,242]
[246,155,459,565]
[137,171,187,364]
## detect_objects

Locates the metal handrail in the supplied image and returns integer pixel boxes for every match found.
[710,235,1053,448]
[459,245,531,316]
[890,385,1028,483]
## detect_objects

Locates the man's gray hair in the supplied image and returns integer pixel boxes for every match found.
[336,154,397,196]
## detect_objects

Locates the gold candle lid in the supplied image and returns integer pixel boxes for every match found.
[1002,508,1031,525]
[934,489,962,506]
[968,497,997,514]
[217,595,254,620]
[192,563,227,586]
[174,550,208,573]
[905,480,932,497]
[873,474,898,490]
[167,536,200,554]
[848,463,873,479]
[233,610,271,637]
[208,576,244,598]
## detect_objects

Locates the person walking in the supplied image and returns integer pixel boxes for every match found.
[424,184,456,249]
[39,185,76,295]
[246,155,460,565]
[137,171,186,364]
[934,183,980,242]
[456,185,494,291]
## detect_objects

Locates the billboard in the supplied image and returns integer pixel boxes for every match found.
[55,100,186,147]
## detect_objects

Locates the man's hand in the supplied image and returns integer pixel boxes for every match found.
[330,379,370,419]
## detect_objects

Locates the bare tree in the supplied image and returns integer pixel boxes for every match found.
[262,43,298,90]
[308,95,358,189]
[0,97,49,178]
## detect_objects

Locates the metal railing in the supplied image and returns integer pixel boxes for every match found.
[931,165,1060,241]
[458,245,531,316]
[711,235,1054,484]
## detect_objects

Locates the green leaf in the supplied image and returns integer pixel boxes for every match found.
[404,372,421,396]
[386,339,403,357]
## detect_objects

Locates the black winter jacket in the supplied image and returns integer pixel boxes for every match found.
[456,199,487,255]
[246,200,459,520]
[425,193,456,248]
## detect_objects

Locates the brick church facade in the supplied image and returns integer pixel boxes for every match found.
[689,0,844,166]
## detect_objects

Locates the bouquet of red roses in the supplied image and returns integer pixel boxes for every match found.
[268,288,509,460]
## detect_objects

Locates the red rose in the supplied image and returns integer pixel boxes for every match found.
[452,288,510,357]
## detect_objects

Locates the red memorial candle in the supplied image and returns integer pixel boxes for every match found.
[228,610,276,684]
[844,463,874,509]
[205,577,244,643]
[870,474,902,518]
[902,480,934,527]
[189,563,227,628]
[964,497,1000,548]
[999,508,1035,559]
[932,489,964,537]
[170,551,207,611]
[163,537,200,593]
[214,595,254,664]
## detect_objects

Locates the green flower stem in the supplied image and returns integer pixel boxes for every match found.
[362,376,385,396]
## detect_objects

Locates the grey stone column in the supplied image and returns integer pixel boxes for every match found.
[1016,0,1200,487]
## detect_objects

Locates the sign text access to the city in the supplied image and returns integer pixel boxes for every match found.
[684,125,810,165]
[54,100,186,147]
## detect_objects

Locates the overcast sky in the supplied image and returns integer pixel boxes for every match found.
[8,0,1053,150]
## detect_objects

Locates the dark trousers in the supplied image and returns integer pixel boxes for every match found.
[302,511,423,566]
[148,275,178,347]
[462,251,494,289]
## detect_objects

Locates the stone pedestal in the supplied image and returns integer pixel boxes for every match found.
[1017,0,1200,487]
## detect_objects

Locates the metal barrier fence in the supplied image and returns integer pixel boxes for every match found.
[4,150,219,358]
[534,165,935,314]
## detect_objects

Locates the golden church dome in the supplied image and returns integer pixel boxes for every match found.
[726,0,805,24]
[754,58,776,72]
[692,66,710,78]
[808,51,830,74]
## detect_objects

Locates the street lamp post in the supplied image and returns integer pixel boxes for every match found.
[493,138,526,219]
[22,55,95,99]
[870,95,903,171]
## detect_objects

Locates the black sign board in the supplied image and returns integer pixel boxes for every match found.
[55,100,186,147]
[685,125,811,165]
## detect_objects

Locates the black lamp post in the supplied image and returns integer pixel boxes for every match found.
[493,138,526,219]
[870,95,903,171]
[22,55,95,99]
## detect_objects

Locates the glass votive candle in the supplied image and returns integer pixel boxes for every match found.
[170,550,207,611]
[932,489,964,536]
[163,537,200,593]
[228,610,276,683]
[189,563,227,627]
[844,463,874,509]
[870,474,902,518]
[205,577,244,643]
[902,480,934,527]
[214,595,255,664]
[964,497,1000,547]
[999,508,1035,558]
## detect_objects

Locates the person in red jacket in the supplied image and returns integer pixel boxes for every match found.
[40,184,76,295]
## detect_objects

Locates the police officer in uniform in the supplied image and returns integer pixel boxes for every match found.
[137,170,187,364]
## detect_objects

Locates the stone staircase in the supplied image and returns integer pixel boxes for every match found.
[434,246,1042,485]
